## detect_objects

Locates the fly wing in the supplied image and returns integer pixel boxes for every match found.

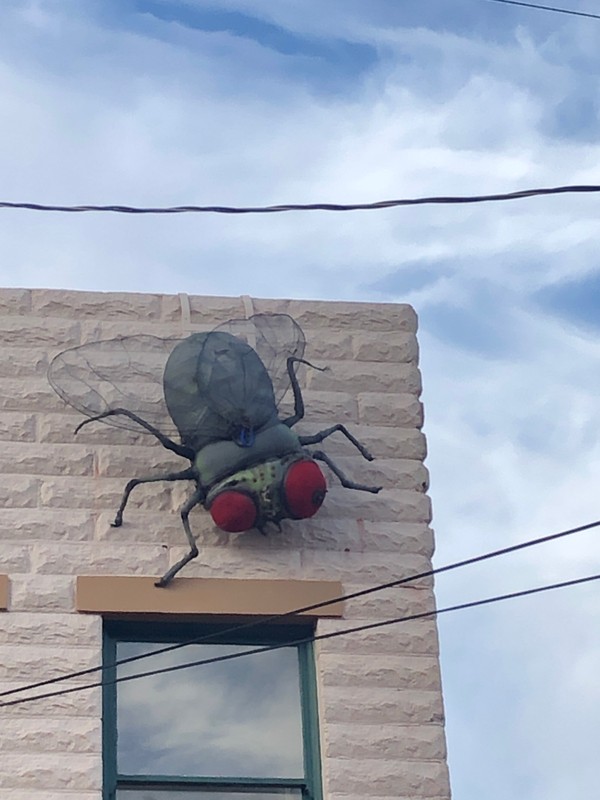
[48,315,306,446]
[214,313,306,407]
[48,335,180,436]
[163,330,278,451]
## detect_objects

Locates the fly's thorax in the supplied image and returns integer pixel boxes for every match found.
[194,422,301,487]
[204,454,327,533]
[206,456,292,519]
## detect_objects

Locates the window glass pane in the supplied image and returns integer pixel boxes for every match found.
[116,642,304,779]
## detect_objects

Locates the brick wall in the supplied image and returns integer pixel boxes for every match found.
[0,287,451,799]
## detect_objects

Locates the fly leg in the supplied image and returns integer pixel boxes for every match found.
[155,485,206,588]
[111,468,196,528]
[299,424,375,461]
[311,450,382,494]
[75,408,194,461]
[282,357,327,428]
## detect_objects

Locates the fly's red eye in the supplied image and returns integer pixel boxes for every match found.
[283,460,327,519]
[209,491,257,532]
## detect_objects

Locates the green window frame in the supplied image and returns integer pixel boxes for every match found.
[103,620,323,800]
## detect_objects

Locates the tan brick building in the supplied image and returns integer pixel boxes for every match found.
[0,287,451,800]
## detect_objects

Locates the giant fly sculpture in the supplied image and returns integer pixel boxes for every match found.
[49,313,381,586]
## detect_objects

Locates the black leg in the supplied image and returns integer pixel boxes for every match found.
[311,450,382,494]
[111,468,196,527]
[299,424,375,461]
[282,357,326,428]
[75,407,193,461]
[155,486,206,587]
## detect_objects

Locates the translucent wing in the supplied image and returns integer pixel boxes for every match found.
[163,329,280,451]
[48,335,180,436]
[48,314,307,446]
[214,313,306,406]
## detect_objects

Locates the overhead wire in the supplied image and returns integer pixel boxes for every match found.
[482,0,600,22]
[0,184,599,215]
[0,517,598,702]
[1,572,598,709]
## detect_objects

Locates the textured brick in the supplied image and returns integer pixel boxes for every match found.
[329,796,450,800]
[0,716,100,753]
[0,288,31,314]
[30,541,168,576]
[0,475,39,508]
[0,644,99,681]
[0,508,94,543]
[9,575,76,612]
[78,319,182,344]
[252,298,418,332]
[303,329,353,360]
[352,331,419,363]
[301,550,433,585]
[340,584,437,620]
[0,612,101,646]
[0,412,36,442]
[0,377,62,413]
[301,390,358,424]
[321,687,444,725]
[325,722,447,760]
[308,549,427,585]
[95,444,184,477]
[0,346,49,377]
[0,792,99,800]
[309,489,431,526]
[326,758,449,797]
[307,361,421,395]
[0,680,101,717]
[39,475,176,513]
[0,753,101,790]
[32,288,161,320]
[328,521,434,556]
[315,618,441,656]
[319,654,443,691]
[0,317,80,347]
[275,518,433,556]
[357,392,424,427]
[166,544,302,580]
[0,442,94,477]
[0,544,31,574]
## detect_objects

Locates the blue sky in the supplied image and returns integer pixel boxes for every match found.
[1,1,600,798]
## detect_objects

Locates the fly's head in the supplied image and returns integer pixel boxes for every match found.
[205,455,327,533]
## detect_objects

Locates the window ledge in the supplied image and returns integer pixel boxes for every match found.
[76,575,344,620]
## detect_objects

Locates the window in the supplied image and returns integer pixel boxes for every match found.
[103,621,322,800]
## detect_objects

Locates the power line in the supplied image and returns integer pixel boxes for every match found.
[2,571,598,709]
[0,185,599,216]
[0,517,598,701]
[483,0,600,22]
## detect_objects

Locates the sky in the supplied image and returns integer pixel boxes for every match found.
[1,0,600,797]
